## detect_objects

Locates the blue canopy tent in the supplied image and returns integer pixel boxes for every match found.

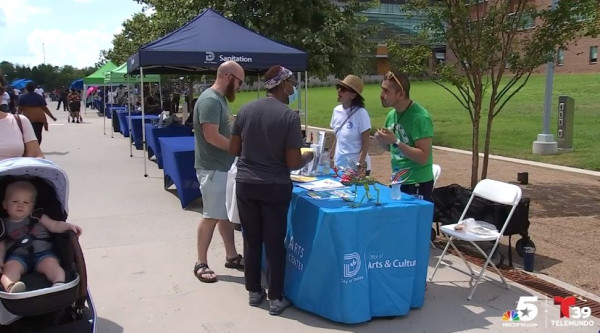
[126,8,307,74]
[126,8,308,176]
[69,79,84,90]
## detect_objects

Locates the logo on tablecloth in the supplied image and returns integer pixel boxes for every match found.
[343,252,361,278]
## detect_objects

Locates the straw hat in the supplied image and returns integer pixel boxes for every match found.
[336,75,364,98]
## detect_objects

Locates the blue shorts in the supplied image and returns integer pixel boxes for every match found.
[6,250,58,273]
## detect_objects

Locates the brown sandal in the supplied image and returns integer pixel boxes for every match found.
[225,254,244,270]
[193,263,217,283]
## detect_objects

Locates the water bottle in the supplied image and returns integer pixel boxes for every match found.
[523,246,535,272]
[320,150,331,175]
[390,183,402,200]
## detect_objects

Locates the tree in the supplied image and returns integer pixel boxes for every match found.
[104,12,161,65]
[388,0,600,187]
[110,0,378,77]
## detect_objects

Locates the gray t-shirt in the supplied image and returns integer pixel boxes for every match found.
[193,88,235,172]
[232,97,304,184]
[2,217,52,256]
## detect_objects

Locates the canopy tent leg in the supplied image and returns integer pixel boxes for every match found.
[103,85,107,135]
[83,84,87,115]
[304,71,308,134]
[141,68,148,177]
[110,77,114,138]
[128,75,133,158]
[158,79,163,108]
[257,73,260,99]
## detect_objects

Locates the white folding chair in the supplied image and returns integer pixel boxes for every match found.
[429,179,522,300]
[430,164,442,247]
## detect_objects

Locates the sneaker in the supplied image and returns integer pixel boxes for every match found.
[8,281,26,293]
[269,297,291,315]
[249,289,266,307]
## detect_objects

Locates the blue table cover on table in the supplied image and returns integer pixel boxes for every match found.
[158,136,201,208]
[117,111,142,137]
[145,124,193,169]
[128,115,160,149]
[285,181,433,324]
[104,104,126,118]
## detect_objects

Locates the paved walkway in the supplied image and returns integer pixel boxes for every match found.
[36,104,599,332]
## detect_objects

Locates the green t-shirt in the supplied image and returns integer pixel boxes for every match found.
[193,88,235,171]
[383,101,434,184]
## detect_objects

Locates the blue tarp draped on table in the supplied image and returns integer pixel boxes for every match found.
[10,79,32,90]
[127,8,307,74]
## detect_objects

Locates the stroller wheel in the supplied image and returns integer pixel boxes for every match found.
[487,247,504,267]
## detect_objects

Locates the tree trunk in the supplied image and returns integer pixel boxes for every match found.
[481,100,497,180]
[471,117,480,188]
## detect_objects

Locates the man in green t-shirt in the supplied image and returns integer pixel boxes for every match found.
[193,61,245,283]
[375,70,434,202]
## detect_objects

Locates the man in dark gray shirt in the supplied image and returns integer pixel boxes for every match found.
[229,65,313,316]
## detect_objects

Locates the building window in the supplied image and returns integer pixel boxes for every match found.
[508,12,535,31]
[590,46,598,64]
[557,49,565,66]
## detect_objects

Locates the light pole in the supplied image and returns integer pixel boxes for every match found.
[42,42,46,64]
[532,0,558,155]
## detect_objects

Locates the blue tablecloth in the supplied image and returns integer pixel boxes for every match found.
[117,111,142,137]
[285,182,433,324]
[105,104,127,119]
[145,124,193,169]
[128,115,160,149]
[158,136,201,208]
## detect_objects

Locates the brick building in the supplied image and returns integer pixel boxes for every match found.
[442,0,600,73]
[363,0,599,74]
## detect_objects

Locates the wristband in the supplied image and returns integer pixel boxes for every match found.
[392,138,400,148]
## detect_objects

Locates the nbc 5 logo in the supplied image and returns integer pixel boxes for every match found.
[343,252,361,278]
[205,51,215,62]
[516,296,539,321]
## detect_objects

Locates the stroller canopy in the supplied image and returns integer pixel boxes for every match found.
[0,158,69,215]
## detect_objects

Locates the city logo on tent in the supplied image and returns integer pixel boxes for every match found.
[205,51,253,64]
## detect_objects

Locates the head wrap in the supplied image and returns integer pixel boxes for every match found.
[264,66,293,90]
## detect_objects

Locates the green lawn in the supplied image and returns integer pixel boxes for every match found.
[229,73,600,171]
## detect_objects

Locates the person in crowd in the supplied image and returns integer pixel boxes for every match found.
[106,87,116,105]
[0,99,44,160]
[171,89,180,115]
[375,70,434,201]
[56,86,68,111]
[34,85,44,97]
[229,65,314,315]
[192,61,245,284]
[0,181,82,293]
[18,82,57,145]
[67,88,82,123]
[329,75,371,175]
[116,85,126,105]
[0,86,9,113]
[144,96,162,114]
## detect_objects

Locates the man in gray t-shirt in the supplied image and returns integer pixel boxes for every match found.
[192,61,245,284]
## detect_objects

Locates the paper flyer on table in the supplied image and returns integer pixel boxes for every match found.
[298,178,345,191]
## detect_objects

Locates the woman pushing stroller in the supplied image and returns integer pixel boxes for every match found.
[67,89,82,123]
[0,180,82,293]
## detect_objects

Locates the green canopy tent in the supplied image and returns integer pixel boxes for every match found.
[82,61,117,115]
[84,61,117,85]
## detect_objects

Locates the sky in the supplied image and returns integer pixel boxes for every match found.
[0,0,146,69]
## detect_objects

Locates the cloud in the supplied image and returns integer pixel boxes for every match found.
[1,1,51,25]
[25,28,115,68]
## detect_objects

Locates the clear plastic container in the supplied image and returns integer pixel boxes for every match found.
[390,183,402,200]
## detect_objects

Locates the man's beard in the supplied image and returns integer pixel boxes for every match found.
[225,80,236,102]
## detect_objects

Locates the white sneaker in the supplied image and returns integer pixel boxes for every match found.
[268,297,291,315]
[8,281,26,293]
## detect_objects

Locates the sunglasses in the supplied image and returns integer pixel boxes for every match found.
[336,85,353,93]
[385,71,405,92]
[227,72,244,86]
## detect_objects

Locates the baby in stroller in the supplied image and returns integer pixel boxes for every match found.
[0,181,82,293]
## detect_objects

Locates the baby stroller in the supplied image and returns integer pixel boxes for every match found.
[0,158,96,332]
